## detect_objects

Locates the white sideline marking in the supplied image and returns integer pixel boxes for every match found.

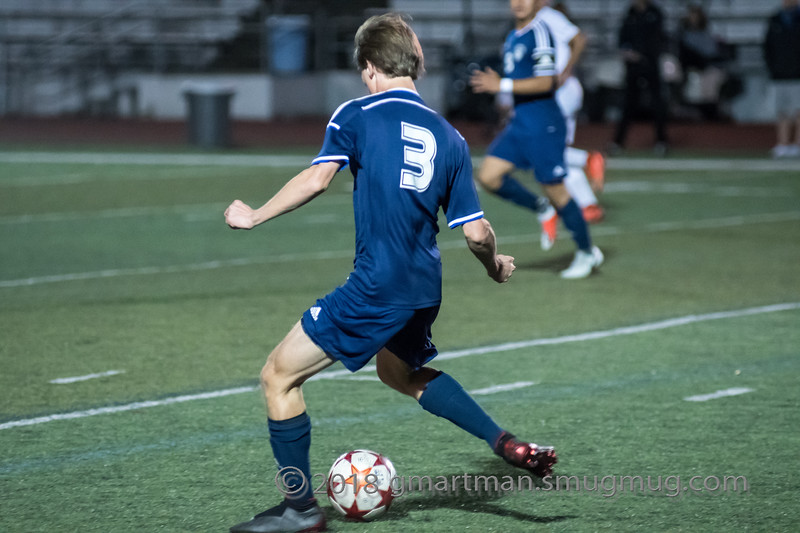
[0,387,258,430]
[3,210,799,289]
[337,377,537,394]
[50,370,125,384]
[604,181,793,197]
[437,302,800,361]
[0,152,311,168]
[1,152,798,172]
[684,388,755,402]
[604,159,800,172]
[470,381,537,396]
[0,204,226,225]
[1,302,796,431]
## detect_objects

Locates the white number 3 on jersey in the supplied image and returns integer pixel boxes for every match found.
[400,122,436,192]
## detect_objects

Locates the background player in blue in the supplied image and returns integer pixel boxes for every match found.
[471,0,603,279]
[224,14,556,533]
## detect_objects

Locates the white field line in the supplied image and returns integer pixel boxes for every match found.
[0,204,348,226]
[0,204,226,225]
[603,158,800,172]
[0,152,312,168]
[332,376,538,395]
[49,370,125,384]
[684,387,755,402]
[3,209,799,289]
[0,386,257,430]
[1,302,796,431]
[3,179,792,226]
[603,181,794,197]
[470,381,537,396]
[437,302,800,360]
[1,152,798,172]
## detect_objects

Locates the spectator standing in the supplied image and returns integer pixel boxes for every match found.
[764,0,800,158]
[611,0,669,155]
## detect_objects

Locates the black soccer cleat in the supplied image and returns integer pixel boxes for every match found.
[494,432,557,478]
[230,500,326,533]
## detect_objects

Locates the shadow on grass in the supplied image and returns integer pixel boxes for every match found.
[520,247,615,274]
[324,459,575,529]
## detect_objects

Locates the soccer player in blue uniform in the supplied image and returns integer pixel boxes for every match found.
[471,0,603,279]
[225,13,556,533]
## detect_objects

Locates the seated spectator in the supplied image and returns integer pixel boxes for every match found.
[677,4,733,119]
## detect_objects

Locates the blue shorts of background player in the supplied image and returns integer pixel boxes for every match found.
[488,99,568,185]
[301,287,439,372]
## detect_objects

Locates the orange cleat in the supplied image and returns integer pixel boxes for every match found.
[582,204,605,224]
[538,206,558,251]
[585,151,605,193]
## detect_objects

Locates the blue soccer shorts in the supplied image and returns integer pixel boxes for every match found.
[487,99,567,184]
[301,287,440,372]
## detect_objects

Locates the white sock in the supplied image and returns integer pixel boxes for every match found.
[564,166,597,209]
[565,146,588,168]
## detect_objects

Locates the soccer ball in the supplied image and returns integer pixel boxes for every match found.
[326,449,396,521]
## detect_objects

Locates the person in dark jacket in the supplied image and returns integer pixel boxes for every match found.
[610,0,669,155]
[764,0,800,158]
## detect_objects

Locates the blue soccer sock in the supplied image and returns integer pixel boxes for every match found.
[418,372,504,449]
[268,412,316,510]
[495,175,543,213]
[557,198,592,252]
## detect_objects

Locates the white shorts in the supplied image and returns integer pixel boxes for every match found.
[774,80,800,117]
[556,76,584,145]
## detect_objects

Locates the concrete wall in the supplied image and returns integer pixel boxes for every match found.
[730,75,780,124]
[123,71,449,121]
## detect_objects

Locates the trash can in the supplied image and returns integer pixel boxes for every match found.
[266,15,310,74]
[182,82,236,148]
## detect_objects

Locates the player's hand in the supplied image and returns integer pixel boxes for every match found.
[470,67,501,94]
[490,254,516,283]
[224,199,256,229]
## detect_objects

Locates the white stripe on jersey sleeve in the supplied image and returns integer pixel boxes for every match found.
[312,155,349,166]
[448,210,484,228]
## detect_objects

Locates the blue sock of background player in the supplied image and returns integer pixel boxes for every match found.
[557,198,591,251]
[495,174,544,212]
[495,173,590,252]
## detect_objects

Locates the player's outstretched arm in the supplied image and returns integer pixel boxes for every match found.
[462,218,516,283]
[469,67,556,96]
[224,162,340,229]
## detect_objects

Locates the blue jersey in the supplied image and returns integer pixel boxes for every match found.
[488,17,567,183]
[502,17,558,104]
[312,88,484,309]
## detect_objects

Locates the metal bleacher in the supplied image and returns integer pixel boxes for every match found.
[0,0,261,115]
[0,0,776,117]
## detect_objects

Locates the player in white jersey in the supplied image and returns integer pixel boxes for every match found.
[538,1,606,223]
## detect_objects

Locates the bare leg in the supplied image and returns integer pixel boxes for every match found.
[476,155,516,192]
[261,320,334,420]
[375,348,439,399]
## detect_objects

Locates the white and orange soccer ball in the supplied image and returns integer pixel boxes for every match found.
[326,449,396,521]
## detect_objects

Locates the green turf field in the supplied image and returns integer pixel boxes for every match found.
[1,149,798,532]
